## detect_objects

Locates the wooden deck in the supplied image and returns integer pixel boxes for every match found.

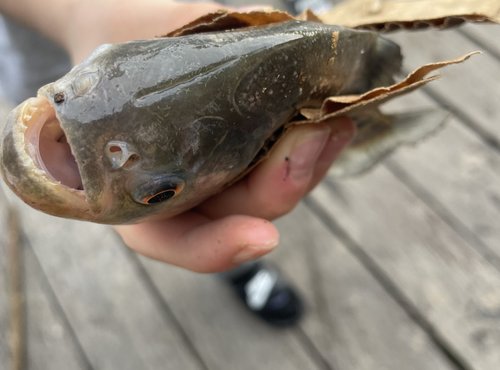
[1,17,500,370]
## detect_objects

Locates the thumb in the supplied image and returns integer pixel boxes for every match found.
[115,214,279,273]
[199,117,355,220]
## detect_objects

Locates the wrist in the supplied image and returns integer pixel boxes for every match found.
[0,0,79,47]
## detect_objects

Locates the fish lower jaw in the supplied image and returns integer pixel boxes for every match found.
[0,97,94,220]
[20,96,84,191]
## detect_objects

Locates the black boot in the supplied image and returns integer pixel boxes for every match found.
[224,262,303,327]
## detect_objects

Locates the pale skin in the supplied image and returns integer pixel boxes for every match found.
[1,0,356,272]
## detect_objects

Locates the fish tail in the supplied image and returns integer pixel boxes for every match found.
[367,36,403,89]
[329,108,448,178]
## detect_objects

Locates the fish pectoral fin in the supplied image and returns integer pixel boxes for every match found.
[329,108,448,178]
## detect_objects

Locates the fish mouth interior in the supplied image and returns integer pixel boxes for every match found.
[22,97,84,190]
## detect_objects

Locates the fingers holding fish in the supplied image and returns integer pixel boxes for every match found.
[305,117,356,192]
[113,118,353,272]
[114,214,279,272]
[198,117,355,220]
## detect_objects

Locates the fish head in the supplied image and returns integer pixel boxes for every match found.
[0,43,241,224]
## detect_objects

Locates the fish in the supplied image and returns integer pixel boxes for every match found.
[0,19,453,224]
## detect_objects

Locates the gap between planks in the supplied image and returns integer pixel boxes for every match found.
[6,207,25,370]
[304,196,472,370]
[390,26,500,154]
[126,243,333,370]
[385,159,500,273]
[118,242,209,370]
[459,27,500,63]
[0,185,95,370]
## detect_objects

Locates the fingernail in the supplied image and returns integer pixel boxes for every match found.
[233,242,277,264]
[288,127,331,182]
[316,124,356,165]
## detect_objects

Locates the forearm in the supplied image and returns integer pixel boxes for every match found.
[0,0,79,47]
[0,0,227,61]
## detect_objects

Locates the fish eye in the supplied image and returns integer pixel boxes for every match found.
[143,189,177,204]
[131,175,184,205]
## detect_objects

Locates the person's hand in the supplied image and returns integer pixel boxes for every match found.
[115,118,354,272]
[64,0,356,272]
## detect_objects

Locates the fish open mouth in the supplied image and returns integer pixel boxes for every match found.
[22,97,84,190]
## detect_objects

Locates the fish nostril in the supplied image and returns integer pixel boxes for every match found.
[105,141,140,169]
[53,92,65,104]
[109,145,121,153]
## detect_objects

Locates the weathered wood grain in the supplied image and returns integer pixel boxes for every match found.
[272,203,455,370]
[136,253,321,370]
[1,101,89,370]
[135,200,456,370]
[5,189,204,370]
[382,24,500,260]
[0,173,12,367]
[461,24,500,59]
[6,207,24,370]
[21,244,90,370]
[387,26,500,145]
[384,89,500,266]
[0,101,9,366]
[312,163,500,370]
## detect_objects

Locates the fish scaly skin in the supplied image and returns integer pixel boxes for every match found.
[0,21,401,224]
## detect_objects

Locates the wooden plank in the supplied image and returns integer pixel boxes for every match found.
[312,163,500,370]
[0,101,12,368]
[0,201,86,370]
[5,190,204,370]
[387,26,500,143]
[137,255,321,370]
[0,186,13,368]
[461,24,500,59]
[21,245,90,370]
[138,200,454,370]
[272,204,455,370]
[6,207,24,370]
[384,89,500,264]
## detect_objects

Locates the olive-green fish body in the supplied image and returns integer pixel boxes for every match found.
[0,21,401,223]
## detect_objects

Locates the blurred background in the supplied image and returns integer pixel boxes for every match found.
[1,1,500,369]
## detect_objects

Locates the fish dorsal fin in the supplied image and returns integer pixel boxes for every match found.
[166,2,500,37]
[165,10,294,37]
